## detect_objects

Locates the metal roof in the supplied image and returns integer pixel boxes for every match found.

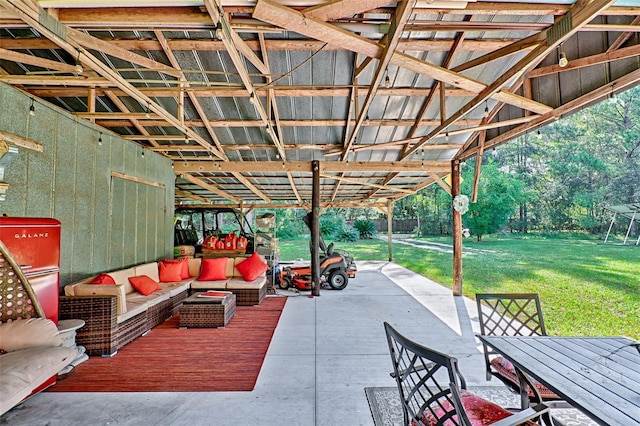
[1,0,639,208]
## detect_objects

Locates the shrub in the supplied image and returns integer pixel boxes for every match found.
[335,224,359,242]
[353,219,377,239]
[320,213,343,238]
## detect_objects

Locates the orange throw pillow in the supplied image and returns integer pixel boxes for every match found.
[128,275,161,296]
[236,252,268,282]
[158,261,184,282]
[161,258,190,279]
[198,257,228,281]
[90,273,116,285]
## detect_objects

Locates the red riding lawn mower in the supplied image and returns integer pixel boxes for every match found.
[278,213,357,291]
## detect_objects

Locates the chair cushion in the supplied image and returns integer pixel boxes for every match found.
[423,390,536,426]
[491,356,559,400]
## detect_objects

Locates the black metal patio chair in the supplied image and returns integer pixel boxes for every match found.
[383,322,549,426]
[475,293,563,404]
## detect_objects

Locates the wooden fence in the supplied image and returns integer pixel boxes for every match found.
[371,219,418,233]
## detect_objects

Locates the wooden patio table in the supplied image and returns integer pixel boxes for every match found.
[477,335,640,426]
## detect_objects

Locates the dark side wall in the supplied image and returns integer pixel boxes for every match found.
[0,83,175,286]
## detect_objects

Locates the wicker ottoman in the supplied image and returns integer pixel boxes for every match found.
[179,291,236,328]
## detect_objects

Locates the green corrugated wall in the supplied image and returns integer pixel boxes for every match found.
[0,82,175,286]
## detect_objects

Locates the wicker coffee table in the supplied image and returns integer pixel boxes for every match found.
[179,291,236,328]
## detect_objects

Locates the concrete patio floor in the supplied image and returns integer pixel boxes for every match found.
[2,261,498,425]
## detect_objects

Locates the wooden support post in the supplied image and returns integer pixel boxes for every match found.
[452,160,463,296]
[311,160,321,297]
[387,199,394,262]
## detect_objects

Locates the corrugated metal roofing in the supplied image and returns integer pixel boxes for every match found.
[0,0,639,208]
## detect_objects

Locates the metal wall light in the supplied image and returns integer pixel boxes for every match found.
[98,133,103,145]
[537,129,542,139]
[145,102,151,119]
[29,99,35,116]
[384,68,391,88]
[483,100,489,118]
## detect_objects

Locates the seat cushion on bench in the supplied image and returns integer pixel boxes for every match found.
[73,283,127,315]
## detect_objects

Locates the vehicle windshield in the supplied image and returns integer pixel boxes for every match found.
[174,208,253,248]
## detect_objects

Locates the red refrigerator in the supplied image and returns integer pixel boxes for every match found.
[0,217,61,324]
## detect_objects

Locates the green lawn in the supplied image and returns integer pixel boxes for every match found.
[278,235,639,339]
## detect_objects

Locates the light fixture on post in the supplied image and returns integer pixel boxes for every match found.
[609,83,617,104]
[536,129,542,140]
[214,23,223,41]
[483,100,489,118]
[141,149,145,158]
[74,52,83,75]
[384,68,391,89]
[29,99,35,116]
[184,134,189,144]
[98,133,103,145]
[558,44,568,68]
[445,131,449,141]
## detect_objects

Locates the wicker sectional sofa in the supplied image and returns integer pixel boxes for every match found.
[60,256,267,357]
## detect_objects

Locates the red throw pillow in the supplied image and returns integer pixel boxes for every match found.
[90,273,116,285]
[161,258,190,279]
[128,275,161,296]
[198,258,228,281]
[235,252,268,282]
[158,261,184,282]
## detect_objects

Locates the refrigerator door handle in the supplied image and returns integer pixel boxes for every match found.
[20,264,33,270]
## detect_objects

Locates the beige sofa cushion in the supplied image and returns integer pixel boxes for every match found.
[73,283,127,315]
[190,280,228,291]
[108,267,137,294]
[226,277,266,289]
[134,262,160,282]
[0,346,76,416]
[0,318,62,352]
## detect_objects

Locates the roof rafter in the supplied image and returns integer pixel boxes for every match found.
[252,0,553,115]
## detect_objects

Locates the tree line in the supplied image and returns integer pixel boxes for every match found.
[270,86,639,241]
[394,85,640,240]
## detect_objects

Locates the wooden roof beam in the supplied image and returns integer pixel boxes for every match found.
[529,43,640,78]
[179,173,242,204]
[342,0,416,161]
[474,67,640,159]
[401,0,617,160]
[320,173,414,195]
[103,90,161,148]
[92,117,481,128]
[154,29,227,158]
[207,0,287,161]
[0,47,76,73]
[230,172,271,203]
[0,0,226,160]
[0,36,526,53]
[173,160,450,173]
[252,0,553,116]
